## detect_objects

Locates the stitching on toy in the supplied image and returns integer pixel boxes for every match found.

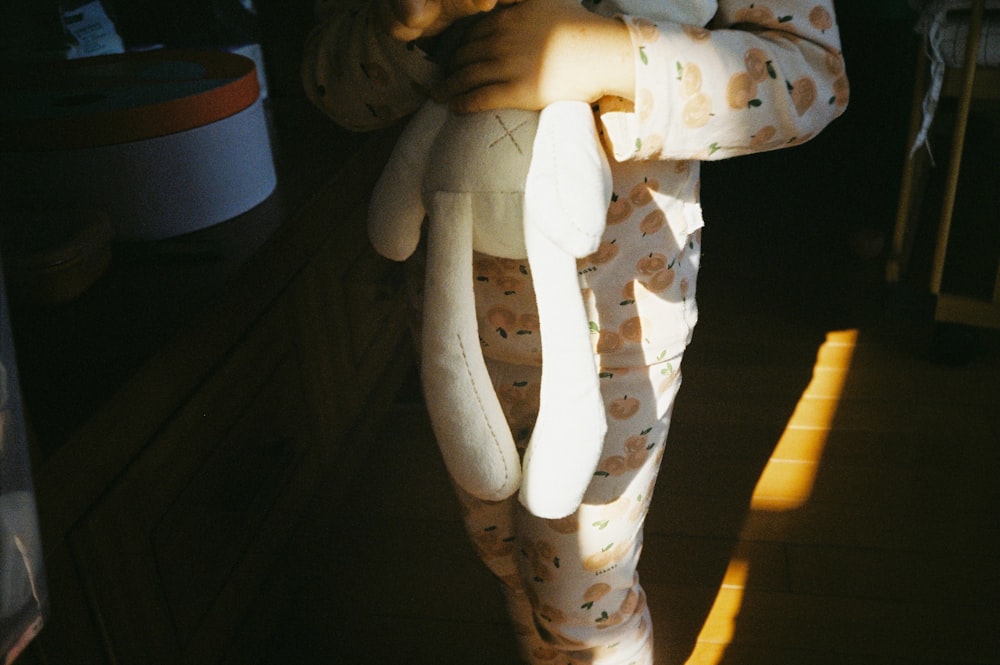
[488,114,529,154]
[456,332,511,484]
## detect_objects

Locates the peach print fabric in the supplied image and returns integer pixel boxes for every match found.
[454,354,683,664]
[303,1,848,663]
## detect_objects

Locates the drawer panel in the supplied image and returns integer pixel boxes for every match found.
[344,243,405,360]
[151,353,306,645]
[295,231,408,439]
[343,243,408,392]
[70,296,315,664]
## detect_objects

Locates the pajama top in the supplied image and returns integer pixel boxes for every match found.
[302,0,849,368]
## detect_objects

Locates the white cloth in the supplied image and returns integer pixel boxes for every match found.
[909,0,1000,157]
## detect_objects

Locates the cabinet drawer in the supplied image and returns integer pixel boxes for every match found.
[295,229,407,435]
[70,295,317,664]
[343,243,407,391]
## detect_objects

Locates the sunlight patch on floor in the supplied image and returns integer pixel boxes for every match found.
[687,329,858,663]
[752,329,858,512]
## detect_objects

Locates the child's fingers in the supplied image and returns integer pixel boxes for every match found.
[397,0,442,28]
[449,80,533,114]
[382,0,500,40]
[378,0,442,40]
[447,24,500,70]
[462,0,503,14]
[433,6,532,109]
[436,52,540,113]
[433,59,495,102]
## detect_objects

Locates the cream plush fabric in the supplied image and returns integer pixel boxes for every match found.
[368,0,717,519]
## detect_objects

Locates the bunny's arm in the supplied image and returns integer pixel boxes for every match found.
[368,101,451,261]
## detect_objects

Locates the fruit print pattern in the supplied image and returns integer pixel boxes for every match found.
[454,355,681,664]
[474,156,702,372]
[304,1,847,663]
[597,2,848,161]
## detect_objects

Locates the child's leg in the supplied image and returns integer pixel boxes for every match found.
[464,356,682,664]
[453,485,559,663]
[453,359,552,662]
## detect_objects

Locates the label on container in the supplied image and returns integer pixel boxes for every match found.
[61,1,125,59]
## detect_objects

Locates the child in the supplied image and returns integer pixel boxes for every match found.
[303,0,848,662]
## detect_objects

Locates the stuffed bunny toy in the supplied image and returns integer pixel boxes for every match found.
[368,0,717,519]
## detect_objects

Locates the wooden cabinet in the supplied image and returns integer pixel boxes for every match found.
[71,294,312,663]
[11,104,411,664]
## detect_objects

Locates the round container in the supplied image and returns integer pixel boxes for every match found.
[0,49,277,240]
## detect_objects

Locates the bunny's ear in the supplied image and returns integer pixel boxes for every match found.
[517,219,607,519]
[517,100,610,519]
[368,101,450,261]
[524,101,612,259]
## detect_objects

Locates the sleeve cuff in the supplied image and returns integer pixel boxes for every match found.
[599,15,680,161]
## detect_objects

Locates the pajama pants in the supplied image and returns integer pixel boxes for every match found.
[453,355,683,665]
[403,245,689,664]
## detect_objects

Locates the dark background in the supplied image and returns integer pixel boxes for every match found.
[0,0,927,289]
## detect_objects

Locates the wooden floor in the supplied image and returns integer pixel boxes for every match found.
[247,15,1000,663]
[244,138,1000,664]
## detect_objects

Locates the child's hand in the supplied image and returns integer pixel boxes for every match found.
[378,0,520,42]
[434,0,635,113]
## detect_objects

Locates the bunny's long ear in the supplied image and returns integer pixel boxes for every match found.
[368,101,450,261]
[420,189,523,503]
[523,101,611,258]
[518,220,606,519]
[518,101,612,519]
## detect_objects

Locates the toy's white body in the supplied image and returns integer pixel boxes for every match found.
[368,1,717,519]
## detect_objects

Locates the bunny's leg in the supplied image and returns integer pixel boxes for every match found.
[367,101,449,261]
[420,192,522,502]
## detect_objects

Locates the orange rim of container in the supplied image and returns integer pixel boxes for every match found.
[0,49,260,152]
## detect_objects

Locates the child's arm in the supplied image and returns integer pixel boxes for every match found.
[434,0,849,161]
[377,0,516,41]
[302,0,521,131]
[302,0,437,131]
[605,0,849,161]
[434,0,635,112]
